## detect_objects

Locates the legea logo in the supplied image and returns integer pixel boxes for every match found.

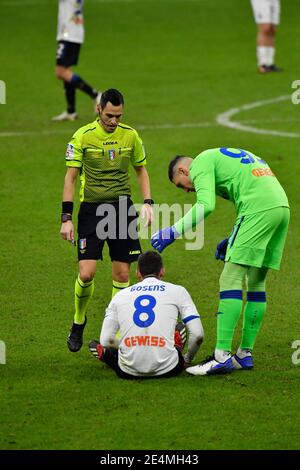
[0,80,6,104]
[0,341,6,364]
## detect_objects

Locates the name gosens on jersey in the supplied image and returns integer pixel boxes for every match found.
[65,119,146,203]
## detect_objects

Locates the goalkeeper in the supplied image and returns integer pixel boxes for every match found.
[151,147,289,376]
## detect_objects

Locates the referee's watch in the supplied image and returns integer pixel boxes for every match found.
[61,213,72,223]
[143,199,154,205]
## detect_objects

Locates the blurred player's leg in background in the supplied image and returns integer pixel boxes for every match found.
[53,64,101,121]
[250,0,282,73]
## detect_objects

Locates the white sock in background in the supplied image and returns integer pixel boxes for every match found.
[265,46,275,66]
[257,46,269,66]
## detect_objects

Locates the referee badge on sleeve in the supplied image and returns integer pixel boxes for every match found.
[66,144,74,160]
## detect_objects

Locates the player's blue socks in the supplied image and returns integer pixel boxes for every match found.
[71,74,98,99]
[64,81,76,114]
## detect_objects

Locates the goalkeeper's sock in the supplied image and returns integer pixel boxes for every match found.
[74,275,94,324]
[236,347,252,359]
[240,292,266,350]
[216,262,247,352]
[216,291,243,351]
[64,80,76,113]
[71,74,98,99]
[112,280,129,299]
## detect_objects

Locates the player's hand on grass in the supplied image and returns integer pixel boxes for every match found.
[215,237,229,261]
[151,226,179,253]
[60,221,75,244]
[141,203,154,227]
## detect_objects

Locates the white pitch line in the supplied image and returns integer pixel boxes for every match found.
[0,121,216,138]
[1,97,298,138]
[216,95,300,138]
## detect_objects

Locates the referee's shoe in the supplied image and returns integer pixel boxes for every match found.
[67,317,87,352]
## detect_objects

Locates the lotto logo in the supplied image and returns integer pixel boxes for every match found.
[0,80,6,104]
[0,341,6,364]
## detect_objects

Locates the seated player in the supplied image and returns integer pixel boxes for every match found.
[89,251,204,379]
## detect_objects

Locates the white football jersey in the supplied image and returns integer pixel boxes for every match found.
[100,277,203,377]
[57,0,85,44]
[250,0,280,25]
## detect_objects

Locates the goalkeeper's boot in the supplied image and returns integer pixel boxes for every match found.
[89,340,104,361]
[67,317,87,352]
[186,353,234,376]
[52,111,78,121]
[174,322,187,352]
[232,349,253,370]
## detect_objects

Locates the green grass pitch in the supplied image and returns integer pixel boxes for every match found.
[1,0,300,450]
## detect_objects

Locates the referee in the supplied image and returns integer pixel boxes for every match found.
[60,89,153,352]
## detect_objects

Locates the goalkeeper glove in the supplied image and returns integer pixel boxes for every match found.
[151,226,180,253]
[215,238,229,261]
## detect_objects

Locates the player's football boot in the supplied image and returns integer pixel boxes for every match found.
[89,340,104,361]
[258,64,283,74]
[174,322,187,352]
[267,64,283,73]
[258,64,269,74]
[186,354,234,376]
[232,352,254,370]
[67,317,87,352]
[52,111,78,121]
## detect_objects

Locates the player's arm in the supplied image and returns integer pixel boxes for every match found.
[60,167,79,242]
[151,158,215,252]
[174,164,216,236]
[100,302,119,349]
[178,287,204,366]
[131,130,153,226]
[133,166,154,226]
[60,133,83,243]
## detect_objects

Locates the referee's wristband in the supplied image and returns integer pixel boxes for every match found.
[62,201,74,214]
[143,199,154,205]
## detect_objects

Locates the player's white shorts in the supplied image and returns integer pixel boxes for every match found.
[250,0,280,25]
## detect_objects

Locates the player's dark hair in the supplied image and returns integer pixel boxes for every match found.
[168,155,186,182]
[100,88,124,107]
[138,251,163,277]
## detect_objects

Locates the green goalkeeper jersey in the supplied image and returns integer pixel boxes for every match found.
[174,147,289,235]
[65,119,146,203]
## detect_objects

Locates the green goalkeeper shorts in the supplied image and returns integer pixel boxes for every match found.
[225,206,290,270]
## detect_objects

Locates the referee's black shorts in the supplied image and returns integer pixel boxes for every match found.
[56,40,81,67]
[77,198,142,263]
